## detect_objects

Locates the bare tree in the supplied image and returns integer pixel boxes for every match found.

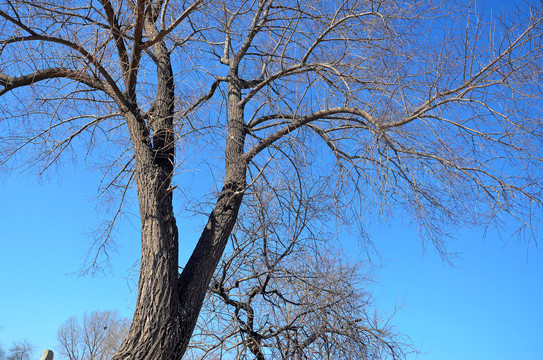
[57,316,82,360]
[1,0,543,359]
[57,310,130,360]
[186,184,409,359]
[6,341,34,360]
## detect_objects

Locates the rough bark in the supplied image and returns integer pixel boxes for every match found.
[175,69,248,357]
[3,1,542,359]
[111,10,184,360]
[112,31,248,357]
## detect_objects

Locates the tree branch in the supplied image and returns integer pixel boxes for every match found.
[142,0,204,49]
[99,0,130,76]
[0,11,126,105]
[0,67,109,96]
[243,107,380,162]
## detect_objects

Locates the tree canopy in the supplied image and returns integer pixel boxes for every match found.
[1,0,542,359]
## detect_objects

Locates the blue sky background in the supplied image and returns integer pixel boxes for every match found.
[1,160,542,360]
[1,0,542,359]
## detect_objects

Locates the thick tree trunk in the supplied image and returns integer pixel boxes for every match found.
[112,28,248,358]
[112,162,183,359]
[175,71,248,356]
[112,73,184,360]
[112,13,186,358]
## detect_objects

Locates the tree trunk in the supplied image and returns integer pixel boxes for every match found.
[111,157,182,359]
[111,12,185,358]
[112,32,248,359]
[175,70,248,356]
[111,86,183,360]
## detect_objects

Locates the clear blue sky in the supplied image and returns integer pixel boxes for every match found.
[1,1,542,359]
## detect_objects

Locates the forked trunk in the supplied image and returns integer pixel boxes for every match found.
[112,45,248,359]
[113,156,246,360]
[111,13,190,356]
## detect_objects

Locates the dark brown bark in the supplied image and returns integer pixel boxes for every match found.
[111,83,183,360]
[111,10,185,359]
[112,29,248,357]
[111,161,182,359]
[175,70,248,357]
